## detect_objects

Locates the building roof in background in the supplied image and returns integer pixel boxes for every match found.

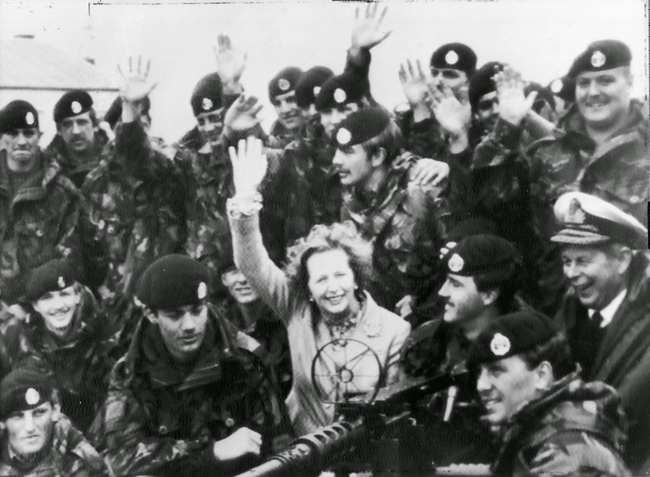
[0,37,118,92]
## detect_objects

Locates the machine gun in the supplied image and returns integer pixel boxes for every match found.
[236,371,472,477]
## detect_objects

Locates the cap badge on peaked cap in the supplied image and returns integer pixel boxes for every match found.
[25,112,35,125]
[336,127,352,146]
[71,101,82,114]
[25,388,40,406]
[490,333,511,356]
[57,276,66,289]
[566,198,586,225]
[334,88,347,104]
[445,50,459,66]
[591,50,606,68]
[202,98,213,111]
[313,86,321,97]
[550,79,563,94]
[197,282,207,300]
[448,253,464,273]
[278,78,291,91]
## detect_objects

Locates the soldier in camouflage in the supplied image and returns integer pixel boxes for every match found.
[5,259,117,434]
[0,367,109,476]
[0,100,105,306]
[469,311,631,476]
[89,255,289,477]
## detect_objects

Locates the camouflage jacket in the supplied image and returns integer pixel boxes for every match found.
[5,288,117,433]
[81,121,187,300]
[493,373,631,477]
[0,416,109,477]
[89,308,289,477]
[45,130,109,189]
[0,152,98,303]
[341,153,449,312]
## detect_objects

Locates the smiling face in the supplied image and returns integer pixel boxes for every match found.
[561,245,628,311]
[477,356,541,430]
[153,303,208,362]
[475,91,499,132]
[31,286,81,338]
[438,273,487,324]
[5,402,57,456]
[320,103,360,137]
[196,108,225,147]
[57,111,96,154]
[306,249,359,320]
[221,268,259,305]
[273,91,303,132]
[575,67,632,131]
[3,128,41,173]
[332,144,373,187]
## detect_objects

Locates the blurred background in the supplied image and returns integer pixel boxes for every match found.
[1,0,647,145]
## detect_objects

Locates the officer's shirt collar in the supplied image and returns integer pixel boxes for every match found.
[588,289,627,328]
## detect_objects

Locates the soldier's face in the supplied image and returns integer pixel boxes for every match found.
[430,68,468,94]
[196,108,225,147]
[31,286,81,338]
[561,246,628,311]
[321,104,360,137]
[154,303,208,362]
[221,268,259,305]
[57,112,96,154]
[273,91,303,132]
[3,128,41,173]
[474,92,499,132]
[438,274,486,324]
[576,67,632,131]
[332,144,373,187]
[5,402,57,456]
[306,249,358,319]
[476,356,540,430]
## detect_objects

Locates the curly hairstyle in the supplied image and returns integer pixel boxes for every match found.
[283,221,374,304]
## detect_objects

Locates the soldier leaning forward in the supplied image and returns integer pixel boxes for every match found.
[0,366,110,476]
[88,255,291,477]
[5,259,117,434]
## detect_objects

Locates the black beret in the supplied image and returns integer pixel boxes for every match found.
[568,39,632,79]
[444,234,517,277]
[0,100,39,133]
[468,62,505,111]
[104,95,151,129]
[334,107,391,148]
[524,82,556,114]
[430,43,478,77]
[53,90,93,124]
[136,255,211,310]
[468,311,558,369]
[0,367,54,420]
[268,67,303,103]
[548,76,576,104]
[440,217,498,258]
[24,259,77,302]
[551,192,648,250]
[315,73,366,112]
[295,66,335,109]
[191,73,224,117]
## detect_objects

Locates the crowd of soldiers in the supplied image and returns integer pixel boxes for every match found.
[0,5,648,476]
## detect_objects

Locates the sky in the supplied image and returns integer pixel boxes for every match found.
[0,0,648,143]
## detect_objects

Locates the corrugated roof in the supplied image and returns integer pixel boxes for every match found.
[0,38,118,92]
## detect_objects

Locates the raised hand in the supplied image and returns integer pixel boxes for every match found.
[398,59,429,107]
[224,94,263,133]
[229,136,267,196]
[351,3,391,51]
[494,66,538,126]
[118,56,157,103]
[429,83,472,138]
[214,34,247,88]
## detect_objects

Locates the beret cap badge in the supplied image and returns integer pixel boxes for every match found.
[25,112,35,126]
[197,282,207,300]
[25,388,40,406]
[550,79,563,94]
[490,333,511,356]
[334,88,347,104]
[445,50,459,65]
[202,98,213,111]
[591,50,606,68]
[278,78,291,91]
[57,276,66,289]
[336,127,352,145]
[313,86,321,97]
[71,101,82,114]
[448,253,464,273]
